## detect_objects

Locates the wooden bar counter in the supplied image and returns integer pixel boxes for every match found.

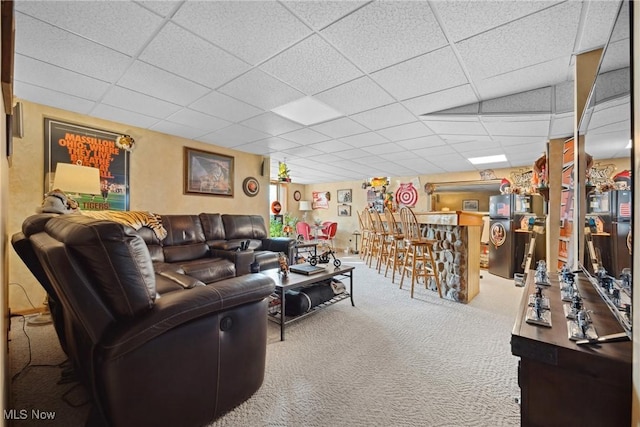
[399,211,483,303]
[511,272,631,426]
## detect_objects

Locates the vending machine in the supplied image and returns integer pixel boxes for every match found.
[488,194,545,279]
[586,190,632,276]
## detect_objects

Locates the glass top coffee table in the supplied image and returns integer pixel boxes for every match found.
[262,264,354,341]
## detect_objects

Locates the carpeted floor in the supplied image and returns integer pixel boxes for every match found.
[9,256,523,426]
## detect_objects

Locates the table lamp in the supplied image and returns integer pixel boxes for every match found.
[299,200,312,222]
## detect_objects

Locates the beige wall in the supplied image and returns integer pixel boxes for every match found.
[1,70,8,427]
[8,100,271,312]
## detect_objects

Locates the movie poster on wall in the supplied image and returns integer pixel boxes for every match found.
[44,119,130,211]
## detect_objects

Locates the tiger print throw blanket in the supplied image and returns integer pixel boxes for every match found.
[81,210,168,240]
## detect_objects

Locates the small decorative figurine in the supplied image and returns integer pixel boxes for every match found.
[278,252,289,278]
[534,260,550,286]
[577,310,589,338]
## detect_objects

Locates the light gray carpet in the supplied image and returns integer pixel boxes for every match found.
[9,257,523,426]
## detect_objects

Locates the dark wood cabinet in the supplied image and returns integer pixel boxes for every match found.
[511,273,631,426]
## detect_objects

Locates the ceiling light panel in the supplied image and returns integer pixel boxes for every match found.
[468,154,507,164]
[272,97,343,126]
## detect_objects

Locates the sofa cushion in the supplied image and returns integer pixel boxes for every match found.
[255,251,279,270]
[180,258,235,284]
[44,215,157,318]
[161,215,209,263]
[209,238,262,251]
[198,213,226,240]
[222,215,267,240]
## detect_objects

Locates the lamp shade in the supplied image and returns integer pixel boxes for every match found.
[299,200,312,211]
[53,163,101,195]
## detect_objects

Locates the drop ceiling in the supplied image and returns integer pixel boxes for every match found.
[13,0,631,184]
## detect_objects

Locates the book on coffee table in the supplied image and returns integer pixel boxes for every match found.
[289,264,326,275]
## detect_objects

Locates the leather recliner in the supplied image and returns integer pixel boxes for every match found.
[18,214,275,427]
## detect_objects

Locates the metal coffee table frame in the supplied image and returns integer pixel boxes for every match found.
[264,265,355,341]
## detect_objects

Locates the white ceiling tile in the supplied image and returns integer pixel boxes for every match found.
[382,150,419,162]
[15,54,110,101]
[350,103,416,130]
[455,1,581,80]
[16,1,163,56]
[219,69,304,110]
[189,91,264,123]
[206,124,272,145]
[451,140,502,153]
[172,1,311,64]
[261,35,363,95]
[483,119,550,137]
[118,61,210,106]
[14,81,96,115]
[576,1,620,53]
[555,81,574,113]
[422,119,487,135]
[338,132,389,148]
[165,109,232,133]
[196,133,243,149]
[310,117,369,138]
[149,121,208,140]
[475,58,570,102]
[136,1,181,17]
[281,145,326,158]
[236,137,302,155]
[433,1,562,42]
[376,121,433,142]
[424,154,472,172]
[400,158,445,174]
[482,87,552,114]
[440,134,493,143]
[372,47,468,100]
[102,86,183,118]
[315,77,395,116]
[240,112,302,136]
[362,143,406,156]
[279,128,331,144]
[594,69,630,104]
[334,148,373,160]
[309,139,354,154]
[321,1,447,72]
[494,136,548,147]
[91,104,160,129]
[139,22,250,89]
[15,12,132,82]
[413,145,458,158]
[549,112,574,138]
[396,135,447,151]
[403,85,478,116]
[282,1,367,30]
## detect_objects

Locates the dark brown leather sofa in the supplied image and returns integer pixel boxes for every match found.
[13,213,276,427]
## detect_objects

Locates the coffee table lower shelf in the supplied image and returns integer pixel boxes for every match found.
[263,266,354,341]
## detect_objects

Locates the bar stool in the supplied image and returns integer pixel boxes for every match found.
[383,207,404,283]
[356,210,371,261]
[370,209,389,273]
[363,209,381,268]
[398,206,442,298]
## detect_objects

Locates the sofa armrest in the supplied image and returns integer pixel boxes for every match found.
[102,273,275,359]
[211,248,255,276]
[261,237,296,264]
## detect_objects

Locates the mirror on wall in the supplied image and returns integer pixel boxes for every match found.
[578,0,632,336]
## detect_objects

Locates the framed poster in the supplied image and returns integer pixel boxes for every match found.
[184,147,234,197]
[337,189,352,203]
[338,204,351,216]
[462,199,479,211]
[44,118,130,211]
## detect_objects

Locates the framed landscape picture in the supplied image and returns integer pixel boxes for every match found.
[184,147,234,197]
[338,204,351,217]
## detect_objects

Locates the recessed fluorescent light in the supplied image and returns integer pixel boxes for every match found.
[626,139,632,149]
[468,154,508,165]
[272,96,343,126]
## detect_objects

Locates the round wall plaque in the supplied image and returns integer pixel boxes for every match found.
[293,190,301,201]
[242,177,260,197]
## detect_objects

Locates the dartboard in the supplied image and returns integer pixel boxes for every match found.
[395,183,418,207]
